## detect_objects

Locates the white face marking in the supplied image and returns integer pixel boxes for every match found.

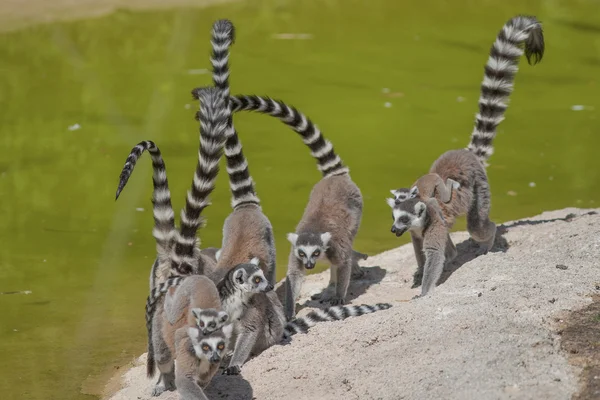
[191,336,226,362]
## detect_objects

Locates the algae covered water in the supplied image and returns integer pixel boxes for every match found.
[0,0,598,398]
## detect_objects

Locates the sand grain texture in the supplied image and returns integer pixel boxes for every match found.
[107,208,599,400]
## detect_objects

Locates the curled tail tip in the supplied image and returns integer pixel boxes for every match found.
[511,14,545,65]
[212,19,236,43]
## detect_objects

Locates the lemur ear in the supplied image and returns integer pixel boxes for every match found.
[386,198,396,208]
[234,268,246,284]
[286,233,298,245]
[217,311,229,323]
[215,248,222,261]
[409,186,419,198]
[321,232,332,247]
[249,257,260,266]
[415,201,427,218]
[390,189,399,196]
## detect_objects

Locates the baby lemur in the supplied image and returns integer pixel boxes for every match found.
[386,15,545,298]
[391,174,461,204]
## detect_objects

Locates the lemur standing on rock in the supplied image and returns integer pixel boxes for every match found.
[386,15,545,298]
[217,94,364,321]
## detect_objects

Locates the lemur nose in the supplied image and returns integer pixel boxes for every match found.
[391,226,397,233]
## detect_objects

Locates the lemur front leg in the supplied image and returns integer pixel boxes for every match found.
[284,254,305,321]
[410,233,426,288]
[415,248,446,298]
[223,318,260,375]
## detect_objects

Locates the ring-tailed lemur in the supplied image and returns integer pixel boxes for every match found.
[283,302,392,338]
[391,174,461,204]
[215,259,285,375]
[210,95,364,320]
[190,20,277,288]
[150,274,233,397]
[123,86,229,379]
[386,15,545,298]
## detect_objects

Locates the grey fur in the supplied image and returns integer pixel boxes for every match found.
[150,275,231,396]
[216,260,285,375]
[386,15,545,298]
[285,173,364,321]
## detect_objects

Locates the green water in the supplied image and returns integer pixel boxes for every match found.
[0,0,598,398]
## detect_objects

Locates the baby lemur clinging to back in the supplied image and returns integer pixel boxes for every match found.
[386,15,545,298]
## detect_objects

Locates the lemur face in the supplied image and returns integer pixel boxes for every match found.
[287,232,331,269]
[386,197,427,237]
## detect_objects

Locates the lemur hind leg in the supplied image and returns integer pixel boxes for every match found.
[350,250,367,279]
[444,234,458,264]
[467,178,496,253]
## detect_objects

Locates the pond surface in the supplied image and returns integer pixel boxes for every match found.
[0,0,598,398]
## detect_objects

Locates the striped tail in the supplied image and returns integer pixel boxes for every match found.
[194,95,349,179]
[467,15,544,164]
[145,276,185,378]
[204,18,260,209]
[283,303,392,338]
[115,141,175,260]
[171,87,230,276]
[231,95,349,178]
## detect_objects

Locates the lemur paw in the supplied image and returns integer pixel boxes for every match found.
[328,296,346,306]
[151,386,165,397]
[223,365,241,375]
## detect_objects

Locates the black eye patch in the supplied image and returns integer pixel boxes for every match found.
[399,215,410,224]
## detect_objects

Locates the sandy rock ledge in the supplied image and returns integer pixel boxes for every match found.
[106,208,600,400]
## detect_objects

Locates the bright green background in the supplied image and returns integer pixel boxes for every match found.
[0,0,598,398]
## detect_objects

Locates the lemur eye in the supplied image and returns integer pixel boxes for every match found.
[209,322,216,328]
[254,276,261,284]
[313,250,320,257]
[298,251,306,258]
[199,321,205,327]
[217,343,225,350]
[202,344,210,352]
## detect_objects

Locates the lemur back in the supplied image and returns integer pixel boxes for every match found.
[387,15,544,298]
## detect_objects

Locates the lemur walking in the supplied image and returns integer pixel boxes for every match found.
[220,95,365,320]
[386,15,545,298]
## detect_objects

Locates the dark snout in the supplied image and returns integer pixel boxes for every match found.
[263,284,274,292]
[305,261,316,270]
[202,329,210,335]
[210,354,221,364]
[391,225,407,237]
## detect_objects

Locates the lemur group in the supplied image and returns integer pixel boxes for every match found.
[114,14,544,400]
